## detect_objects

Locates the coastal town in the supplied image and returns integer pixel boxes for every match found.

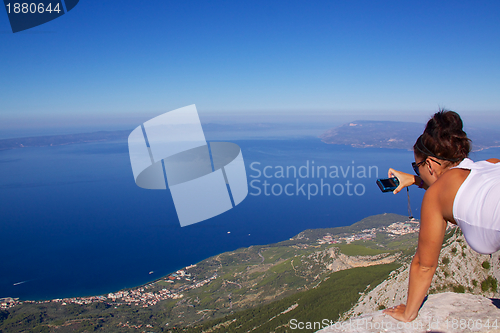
[1,264,217,311]
[316,220,421,245]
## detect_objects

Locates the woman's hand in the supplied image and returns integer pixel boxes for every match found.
[383,304,414,322]
[387,168,416,194]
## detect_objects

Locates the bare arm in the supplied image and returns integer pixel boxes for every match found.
[487,158,500,164]
[384,186,446,321]
[387,168,428,194]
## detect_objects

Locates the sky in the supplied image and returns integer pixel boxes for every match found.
[1,0,500,132]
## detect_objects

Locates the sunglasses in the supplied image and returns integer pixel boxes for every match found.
[412,158,441,176]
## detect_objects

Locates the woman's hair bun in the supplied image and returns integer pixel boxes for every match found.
[414,109,471,162]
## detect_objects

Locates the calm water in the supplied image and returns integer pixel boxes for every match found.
[1,137,496,300]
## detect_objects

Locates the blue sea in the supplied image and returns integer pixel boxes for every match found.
[1,137,497,300]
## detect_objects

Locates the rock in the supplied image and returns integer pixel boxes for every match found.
[341,230,500,320]
[325,247,400,273]
[318,292,500,333]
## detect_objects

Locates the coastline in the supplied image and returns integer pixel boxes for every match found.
[1,213,415,310]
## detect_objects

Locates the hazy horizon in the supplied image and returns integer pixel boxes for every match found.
[2,1,500,130]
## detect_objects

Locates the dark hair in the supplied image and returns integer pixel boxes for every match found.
[413,109,471,163]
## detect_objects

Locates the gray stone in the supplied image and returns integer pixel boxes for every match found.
[318,292,500,333]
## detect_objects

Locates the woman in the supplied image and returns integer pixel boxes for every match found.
[383,110,500,322]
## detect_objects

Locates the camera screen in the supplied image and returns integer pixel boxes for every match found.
[380,178,397,187]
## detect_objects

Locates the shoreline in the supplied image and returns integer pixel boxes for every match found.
[1,213,414,309]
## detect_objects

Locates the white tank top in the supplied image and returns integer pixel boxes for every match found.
[451,158,500,254]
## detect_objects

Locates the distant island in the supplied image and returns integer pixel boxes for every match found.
[2,120,499,153]
[0,122,308,151]
[320,120,500,151]
[0,130,130,151]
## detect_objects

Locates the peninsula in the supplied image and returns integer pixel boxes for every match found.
[320,120,500,151]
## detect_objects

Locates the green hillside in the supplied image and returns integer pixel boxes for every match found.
[174,263,400,333]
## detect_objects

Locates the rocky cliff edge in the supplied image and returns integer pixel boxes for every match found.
[318,292,500,333]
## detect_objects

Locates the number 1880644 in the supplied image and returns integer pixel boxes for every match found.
[5,2,61,14]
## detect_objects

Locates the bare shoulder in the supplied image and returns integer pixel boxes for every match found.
[430,168,469,223]
[486,158,500,164]
[435,167,469,190]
